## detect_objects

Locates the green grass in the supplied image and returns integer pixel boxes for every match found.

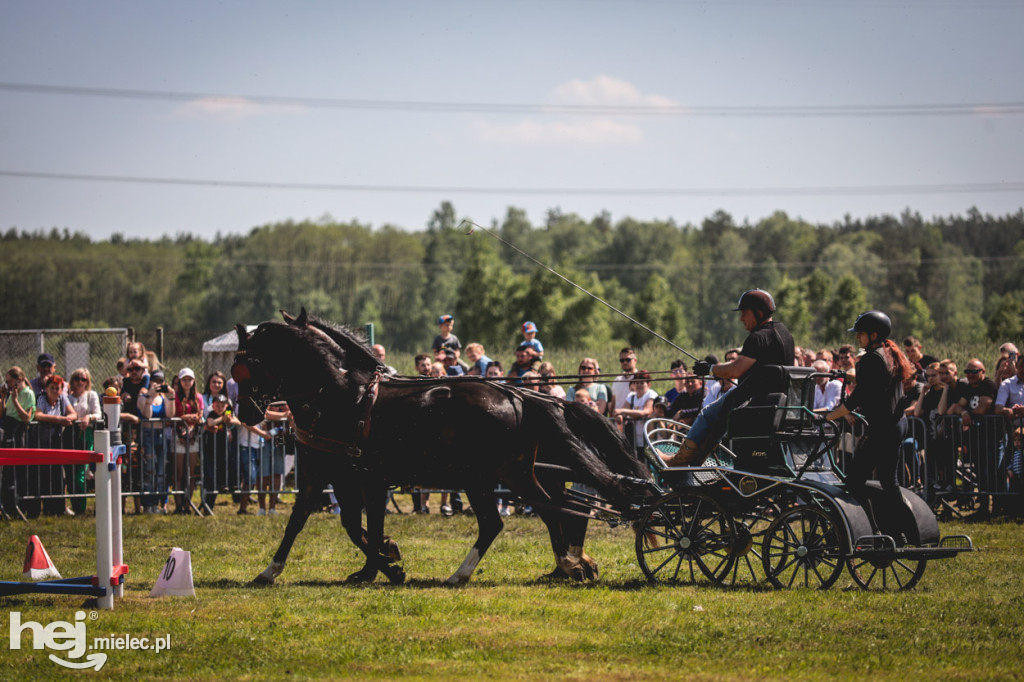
[1,497,1021,680]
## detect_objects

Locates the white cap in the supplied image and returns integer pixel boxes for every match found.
[177,367,196,380]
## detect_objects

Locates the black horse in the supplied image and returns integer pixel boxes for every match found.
[232,309,652,585]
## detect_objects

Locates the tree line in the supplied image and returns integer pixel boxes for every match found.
[2,203,1023,354]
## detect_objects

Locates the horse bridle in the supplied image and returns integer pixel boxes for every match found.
[232,353,382,459]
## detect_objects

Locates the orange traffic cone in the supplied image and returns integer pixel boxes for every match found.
[23,535,61,581]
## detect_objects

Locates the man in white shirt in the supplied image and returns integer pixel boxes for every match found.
[811,360,843,412]
[611,348,638,413]
[995,354,1024,420]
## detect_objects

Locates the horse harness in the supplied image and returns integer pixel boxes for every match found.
[292,370,384,459]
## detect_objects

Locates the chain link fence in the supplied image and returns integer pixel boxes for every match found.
[0,328,233,386]
[0,328,129,379]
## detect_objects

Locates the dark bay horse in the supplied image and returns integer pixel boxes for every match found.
[232,309,652,585]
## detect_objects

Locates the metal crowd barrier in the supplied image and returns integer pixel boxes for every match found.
[724,412,1021,510]
[5,410,1020,520]
[717,410,1023,513]
[0,417,301,519]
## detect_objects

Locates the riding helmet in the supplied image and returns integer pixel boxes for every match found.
[848,311,892,339]
[733,289,776,316]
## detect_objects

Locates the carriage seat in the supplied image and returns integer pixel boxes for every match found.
[726,393,789,474]
[725,365,818,474]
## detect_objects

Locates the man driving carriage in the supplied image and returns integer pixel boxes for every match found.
[661,288,795,467]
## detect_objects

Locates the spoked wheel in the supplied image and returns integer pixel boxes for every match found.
[722,501,779,586]
[847,555,927,591]
[762,505,845,589]
[636,491,736,585]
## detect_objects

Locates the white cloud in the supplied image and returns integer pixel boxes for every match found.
[472,75,673,145]
[173,96,305,120]
[551,75,676,108]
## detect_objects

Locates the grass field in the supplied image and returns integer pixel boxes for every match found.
[1,495,1021,681]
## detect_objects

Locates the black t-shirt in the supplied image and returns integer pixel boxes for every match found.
[959,378,998,414]
[669,388,704,424]
[120,376,149,417]
[432,333,461,353]
[897,381,923,414]
[918,385,945,438]
[947,379,967,405]
[737,320,796,398]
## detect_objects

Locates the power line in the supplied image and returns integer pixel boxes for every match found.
[1,169,1022,198]
[2,81,1023,118]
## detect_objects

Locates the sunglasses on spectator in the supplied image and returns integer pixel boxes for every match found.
[128,367,144,372]
[619,358,634,363]
[579,365,595,370]
[71,377,85,382]
[965,369,982,374]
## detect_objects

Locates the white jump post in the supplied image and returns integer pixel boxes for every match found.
[97,391,126,609]
[0,394,126,609]
[93,427,115,610]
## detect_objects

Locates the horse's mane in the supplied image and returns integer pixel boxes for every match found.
[252,320,352,384]
[296,311,383,376]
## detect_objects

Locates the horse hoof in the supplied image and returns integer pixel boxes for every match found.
[382,565,406,585]
[384,537,402,562]
[580,556,600,582]
[346,566,378,583]
[251,574,274,586]
[538,567,570,582]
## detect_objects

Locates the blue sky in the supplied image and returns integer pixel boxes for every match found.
[2,0,1022,241]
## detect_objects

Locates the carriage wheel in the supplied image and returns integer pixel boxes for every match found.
[761,505,845,589]
[847,555,927,591]
[636,491,736,585]
[722,501,779,586]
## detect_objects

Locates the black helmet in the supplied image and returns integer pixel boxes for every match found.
[734,289,776,317]
[848,311,891,339]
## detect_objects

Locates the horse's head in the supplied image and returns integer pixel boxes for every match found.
[230,317,356,426]
[231,323,277,425]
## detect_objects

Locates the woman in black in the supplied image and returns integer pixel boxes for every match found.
[824,311,915,512]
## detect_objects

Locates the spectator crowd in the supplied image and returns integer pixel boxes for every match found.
[3,316,1022,520]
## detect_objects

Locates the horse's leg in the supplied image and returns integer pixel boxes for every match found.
[361,477,405,585]
[445,487,502,585]
[564,515,599,582]
[253,460,319,585]
[340,483,379,583]
[536,506,585,582]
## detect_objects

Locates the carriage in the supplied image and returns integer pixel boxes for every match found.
[623,365,974,590]
[234,312,972,590]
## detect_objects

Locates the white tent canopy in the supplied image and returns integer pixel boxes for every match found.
[201,326,256,380]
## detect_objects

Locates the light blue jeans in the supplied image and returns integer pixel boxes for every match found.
[685,392,730,449]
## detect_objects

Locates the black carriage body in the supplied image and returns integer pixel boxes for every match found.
[637,364,972,590]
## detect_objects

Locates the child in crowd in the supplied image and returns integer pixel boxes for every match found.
[236,418,270,515]
[614,371,658,454]
[573,388,599,411]
[485,361,504,381]
[1008,427,1023,497]
[202,394,238,511]
[432,315,461,357]
[259,401,291,515]
[520,321,544,359]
